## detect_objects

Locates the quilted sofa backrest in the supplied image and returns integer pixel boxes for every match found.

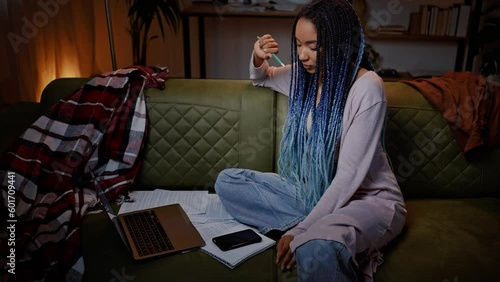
[39,78,500,198]
[40,78,276,192]
[383,83,500,198]
[138,79,276,191]
[275,82,500,198]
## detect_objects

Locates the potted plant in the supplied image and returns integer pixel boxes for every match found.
[474,0,500,79]
[125,0,181,66]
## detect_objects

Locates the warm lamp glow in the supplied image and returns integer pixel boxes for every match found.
[59,61,81,78]
[35,60,81,102]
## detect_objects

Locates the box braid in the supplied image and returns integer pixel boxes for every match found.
[278,0,374,210]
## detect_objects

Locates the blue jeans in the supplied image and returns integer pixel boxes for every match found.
[295,239,360,282]
[215,168,360,282]
[215,168,308,234]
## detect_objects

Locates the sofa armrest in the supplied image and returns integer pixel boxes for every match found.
[40,77,90,112]
[0,102,42,155]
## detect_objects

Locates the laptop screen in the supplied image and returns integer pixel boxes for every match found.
[91,171,130,251]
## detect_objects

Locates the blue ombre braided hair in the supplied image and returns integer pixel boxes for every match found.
[278,0,374,210]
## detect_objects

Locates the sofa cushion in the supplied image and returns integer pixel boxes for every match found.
[375,198,500,281]
[0,102,42,155]
[5,77,499,282]
[137,79,276,191]
[275,197,500,282]
[384,83,500,198]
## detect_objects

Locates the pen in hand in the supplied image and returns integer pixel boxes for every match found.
[257,36,286,67]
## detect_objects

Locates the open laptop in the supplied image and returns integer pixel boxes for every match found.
[93,174,205,260]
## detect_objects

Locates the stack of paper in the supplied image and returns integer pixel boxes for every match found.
[117,189,210,215]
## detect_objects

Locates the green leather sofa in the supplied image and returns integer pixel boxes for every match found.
[1,78,498,282]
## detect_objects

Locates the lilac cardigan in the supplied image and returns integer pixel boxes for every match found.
[250,58,407,281]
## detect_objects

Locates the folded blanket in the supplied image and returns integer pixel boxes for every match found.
[403,72,500,159]
[0,66,167,282]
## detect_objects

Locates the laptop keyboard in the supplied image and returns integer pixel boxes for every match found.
[123,210,174,256]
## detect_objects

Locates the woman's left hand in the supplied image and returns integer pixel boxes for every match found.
[276,235,296,270]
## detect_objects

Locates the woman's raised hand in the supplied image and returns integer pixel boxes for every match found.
[253,34,280,67]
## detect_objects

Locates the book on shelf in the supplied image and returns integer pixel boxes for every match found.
[447,5,460,36]
[444,9,451,36]
[429,6,439,35]
[413,3,471,37]
[436,8,445,36]
[408,12,421,35]
[419,5,429,35]
[455,4,471,37]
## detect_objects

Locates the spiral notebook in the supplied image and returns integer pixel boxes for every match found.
[196,221,275,269]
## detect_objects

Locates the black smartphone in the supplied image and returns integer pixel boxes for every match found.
[212,229,262,251]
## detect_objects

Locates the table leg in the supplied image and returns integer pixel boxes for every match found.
[183,15,191,78]
[455,40,465,72]
[199,16,206,79]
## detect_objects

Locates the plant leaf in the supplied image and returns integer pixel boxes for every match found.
[123,0,181,62]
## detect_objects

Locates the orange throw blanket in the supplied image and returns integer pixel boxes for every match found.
[403,72,500,159]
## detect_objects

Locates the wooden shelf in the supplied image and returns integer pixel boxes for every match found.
[181,2,300,18]
[380,72,414,82]
[366,33,467,42]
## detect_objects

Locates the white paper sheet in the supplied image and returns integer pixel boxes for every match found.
[117,190,209,215]
[188,194,235,223]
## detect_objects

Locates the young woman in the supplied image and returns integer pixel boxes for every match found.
[215,0,406,280]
